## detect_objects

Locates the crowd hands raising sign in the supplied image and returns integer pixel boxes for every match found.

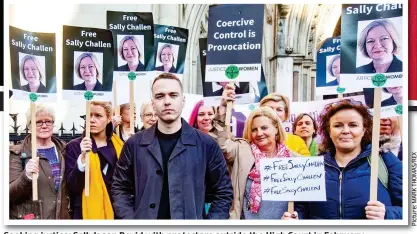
[8,4,403,222]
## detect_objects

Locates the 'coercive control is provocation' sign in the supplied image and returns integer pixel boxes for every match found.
[205,4,264,82]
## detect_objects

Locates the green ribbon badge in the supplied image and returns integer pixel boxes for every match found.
[84,91,94,101]
[29,93,38,102]
[372,73,387,87]
[225,65,239,80]
[336,86,346,94]
[395,104,403,115]
[128,72,137,81]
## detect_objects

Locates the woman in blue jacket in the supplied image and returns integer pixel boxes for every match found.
[282,99,402,220]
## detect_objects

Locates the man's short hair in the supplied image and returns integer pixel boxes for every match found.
[151,73,183,92]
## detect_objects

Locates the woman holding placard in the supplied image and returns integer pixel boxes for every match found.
[293,113,319,156]
[208,86,301,219]
[9,105,70,219]
[117,35,145,72]
[356,19,402,73]
[154,44,177,73]
[259,93,311,156]
[282,99,402,220]
[73,52,104,91]
[19,55,48,93]
[65,101,124,219]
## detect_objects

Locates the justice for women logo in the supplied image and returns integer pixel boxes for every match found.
[225,65,239,79]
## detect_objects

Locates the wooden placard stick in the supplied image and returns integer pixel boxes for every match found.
[30,102,38,201]
[130,80,135,135]
[225,81,234,139]
[85,100,91,196]
[397,116,402,140]
[113,80,120,137]
[370,88,382,201]
[336,86,345,99]
[128,72,137,135]
[288,201,294,213]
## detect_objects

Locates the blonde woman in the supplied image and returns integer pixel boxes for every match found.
[65,101,123,219]
[209,89,302,219]
[259,93,310,156]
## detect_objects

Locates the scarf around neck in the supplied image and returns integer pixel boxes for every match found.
[247,142,291,213]
[309,139,318,156]
[82,133,123,219]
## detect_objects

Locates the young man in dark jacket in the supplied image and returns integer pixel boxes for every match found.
[112,73,233,219]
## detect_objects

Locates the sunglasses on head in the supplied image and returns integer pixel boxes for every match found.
[323,99,364,113]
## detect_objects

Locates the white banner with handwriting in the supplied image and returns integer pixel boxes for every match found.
[260,157,326,201]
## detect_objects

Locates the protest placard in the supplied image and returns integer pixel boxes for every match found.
[9,26,59,199]
[341,4,403,201]
[260,157,326,201]
[9,26,56,102]
[340,4,403,89]
[107,11,154,73]
[153,24,188,75]
[199,37,267,106]
[316,36,362,96]
[205,4,264,82]
[62,25,115,102]
[62,25,115,194]
[107,11,155,115]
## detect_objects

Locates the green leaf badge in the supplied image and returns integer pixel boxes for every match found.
[336,86,346,94]
[395,104,403,115]
[225,65,239,80]
[29,93,38,102]
[372,74,387,87]
[84,91,94,101]
[128,72,137,81]
[248,104,256,111]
